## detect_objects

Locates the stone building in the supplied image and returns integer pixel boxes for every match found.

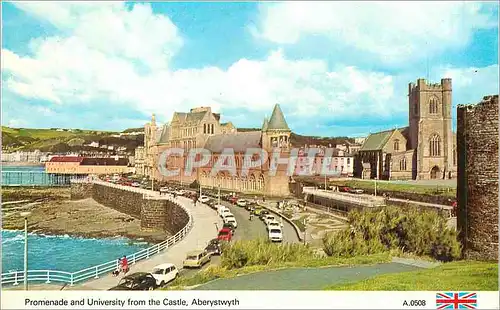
[134,146,145,176]
[143,104,292,196]
[457,95,498,261]
[355,78,457,180]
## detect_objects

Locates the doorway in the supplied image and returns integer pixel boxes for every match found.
[430,166,440,179]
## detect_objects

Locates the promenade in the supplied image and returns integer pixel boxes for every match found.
[68,195,221,290]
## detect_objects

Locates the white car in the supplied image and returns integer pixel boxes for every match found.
[263,214,276,225]
[268,228,283,242]
[267,220,281,231]
[151,263,178,286]
[217,206,230,217]
[175,190,186,195]
[223,215,238,228]
[198,195,210,203]
[222,212,234,221]
[236,199,247,207]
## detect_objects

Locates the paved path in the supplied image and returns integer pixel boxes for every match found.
[68,196,222,290]
[195,262,421,290]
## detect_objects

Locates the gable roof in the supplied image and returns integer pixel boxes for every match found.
[267,104,289,130]
[359,129,395,151]
[204,131,262,153]
[158,125,170,144]
[186,111,207,123]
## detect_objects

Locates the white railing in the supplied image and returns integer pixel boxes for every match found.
[303,188,385,207]
[1,180,194,287]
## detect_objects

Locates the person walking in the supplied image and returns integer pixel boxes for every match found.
[121,256,129,274]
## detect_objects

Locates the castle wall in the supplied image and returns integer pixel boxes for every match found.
[457,95,499,261]
[70,183,189,234]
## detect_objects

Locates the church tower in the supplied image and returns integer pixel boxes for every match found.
[408,78,453,179]
[262,104,291,152]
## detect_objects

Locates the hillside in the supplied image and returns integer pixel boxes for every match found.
[1,126,144,153]
[2,125,354,153]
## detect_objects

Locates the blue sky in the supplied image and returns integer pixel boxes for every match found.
[2,1,498,137]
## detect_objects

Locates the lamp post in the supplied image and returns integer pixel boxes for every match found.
[374,177,378,197]
[324,173,327,190]
[218,182,221,206]
[20,211,31,291]
[303,218,307,245]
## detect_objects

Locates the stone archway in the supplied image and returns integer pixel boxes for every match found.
[430,166,440,179]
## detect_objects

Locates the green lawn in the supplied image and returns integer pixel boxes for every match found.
[330,179,456,197]
[324,260,498,291]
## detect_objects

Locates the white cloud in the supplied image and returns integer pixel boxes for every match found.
[254,1,498,64]
[2,2,498,136]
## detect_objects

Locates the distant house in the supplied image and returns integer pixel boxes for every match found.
[100,145,108,149]
[107,146,114,150]
[88,141,99,148]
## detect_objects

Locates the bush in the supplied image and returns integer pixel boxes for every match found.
[221,239,314,269]
[322,206,461,262]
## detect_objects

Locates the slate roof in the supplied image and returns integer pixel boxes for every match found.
[158,125,170,144]
[267,104,290,130]
[186,112,207,123]
[204,131,262,153]
[262,118,269,131]
[359,129,395,151]
[49,156,84,163]
[80,158,129,166]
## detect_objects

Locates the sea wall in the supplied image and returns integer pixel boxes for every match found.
[70,183,189,234]
[457,95,499,261]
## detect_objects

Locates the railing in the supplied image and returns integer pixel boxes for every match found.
[1,180,194,287]
[303,188,386,207]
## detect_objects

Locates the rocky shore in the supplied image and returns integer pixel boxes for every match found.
[2,188,171,244]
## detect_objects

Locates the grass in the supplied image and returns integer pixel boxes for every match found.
[330,179,456,197]
[324,260,498,291]
[163,252,393,290]
[292,215,307,232]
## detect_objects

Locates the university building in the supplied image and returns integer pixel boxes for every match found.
[354,78,457,180]
[142,104,293,196]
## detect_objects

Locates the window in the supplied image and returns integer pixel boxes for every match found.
[393,139,400,151]
[399,158,407,171]
[429,97,439,114]
[429,134,441,157]
[347,158,350,165]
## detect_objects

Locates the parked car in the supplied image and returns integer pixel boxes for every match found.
[220,209,232,219]
[339,186,351,193]
[236,199,247,207]
[198,195,210,203]
[263,214,276,225]
[350,188,364,194]
[266,220,281,231]
[268,228,283,243]
[183,250,211,268]
[223,215,238,228]
[217,228,233,242]
[258,210,270,219]
[222,222,236,234]
[131,182,140,187]
[205,239,222,256]
[151,263,178,287]
[175,189,186,196]
[108,272,157,290]
[229,196,238,204]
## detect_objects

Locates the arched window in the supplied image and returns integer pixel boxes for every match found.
[429,134,441,157]
[393,139,400,152]
[429,97,439,114]
[399,157,407,171]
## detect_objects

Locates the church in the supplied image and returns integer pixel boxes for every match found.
[143,104,292,196]
[354,78,457,180]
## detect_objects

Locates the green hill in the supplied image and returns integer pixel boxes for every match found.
[1,126,144,152]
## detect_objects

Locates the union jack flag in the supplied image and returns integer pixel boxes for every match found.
[436,292,477,309]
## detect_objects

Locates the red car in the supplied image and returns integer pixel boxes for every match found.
[229,196,238,204]
[217,228,232,242]
[339,186,351,193]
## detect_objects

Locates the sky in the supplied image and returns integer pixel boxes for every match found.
[1,1,499,137]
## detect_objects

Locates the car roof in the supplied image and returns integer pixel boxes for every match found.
[123,272,150,279]
[153,263,175,269]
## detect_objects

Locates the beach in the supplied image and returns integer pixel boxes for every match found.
[2,188,171,244]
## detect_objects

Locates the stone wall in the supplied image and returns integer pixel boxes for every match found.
[457,95,499,261]
[70,182,189,235]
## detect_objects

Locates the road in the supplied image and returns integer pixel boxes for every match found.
[194,262,422,290]
[176,199,300,281]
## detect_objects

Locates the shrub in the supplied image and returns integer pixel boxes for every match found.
[221,239,313,269]
[189,180,200,189]
[322,206,461,262]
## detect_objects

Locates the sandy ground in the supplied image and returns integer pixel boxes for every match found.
[2,198,170,243]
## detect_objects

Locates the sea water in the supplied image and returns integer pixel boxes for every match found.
[1,230,149,273]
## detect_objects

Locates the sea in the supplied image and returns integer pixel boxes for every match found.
[2,230,149,273]
[2,165,150,275]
